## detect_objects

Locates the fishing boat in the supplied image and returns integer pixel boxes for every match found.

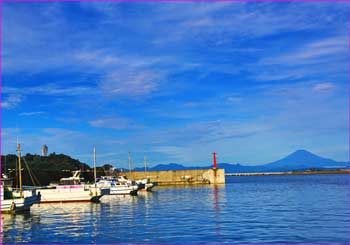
[36,147,109,203]
[36,171,106,203]
[134,155,157,192]
[97,176,138,196]
[1,144,41,213]
[135,178,156,192]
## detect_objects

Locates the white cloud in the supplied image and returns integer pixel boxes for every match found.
[262,36,347,66]
[143,120,270,147]
[34,84,94,96]
[75,50,122,67]
[74,50,181,99]
[254,69,306,82]
[19,111,45,116]
[1,94,23,109]
[3,84,95,97]
[42,128,82,136]
[100,69,161,97]
[89,117,138,130]
[226,96,243,104]
[151,146,188,162]
[313,82,335,92]
[152,2,346,46]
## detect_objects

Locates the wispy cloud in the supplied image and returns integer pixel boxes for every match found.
[226,96,243,104]
[89,117,139,130]
[1,94,23,109]
[100,68,162,97]
[19,111,45,116]
[262,36,347,66]
[152,2,347,46]
[74,48,178,99]
[32,84,95,96]
[42,128,85,137]
[3,83,95,96]
[138,120,270,149]
[313,82,335,92]
[253,35,348,83]
[150,145,197,163]
[2,84,96,109]
[2,2,348,164]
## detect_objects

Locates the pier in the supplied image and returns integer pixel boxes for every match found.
[124,168,225,185]
[225,169,350,176]
[226,171,291,176]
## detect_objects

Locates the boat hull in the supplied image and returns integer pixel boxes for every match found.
[138,183,155,192]
[1,194,40,213]
[135,179,157,192]
[110,186,138,196]
[36,185,106,203]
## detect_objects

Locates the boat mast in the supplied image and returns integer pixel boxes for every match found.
[144,154,147,175]
[17,143,23,198]
[128,151,133,179]
[93,146,97,187]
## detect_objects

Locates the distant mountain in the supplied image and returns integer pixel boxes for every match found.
[216,163,261,173]
[149,163,188,171]
[136,150,349,173]
[261,150,347,170]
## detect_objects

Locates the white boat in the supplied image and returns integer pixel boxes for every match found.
[135,178,156,192]
[134,155,157,192]
[36,147,108,203]
[37,171,107,203]
[97,177,138,196]
[1,144,40,213]
[1,185,40,213]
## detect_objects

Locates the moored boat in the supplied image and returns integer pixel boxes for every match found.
[98,176,138,196]
[135,178,157,192]
[36,147,108,203]
[134,155,157,192]
[1,144,40,213]
[36,171,107,203]
[1,185,41,213]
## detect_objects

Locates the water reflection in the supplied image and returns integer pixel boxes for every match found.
[213,185,221,236]
[2,212,38,243]
[1,175,349,244]
[137,191,154,223]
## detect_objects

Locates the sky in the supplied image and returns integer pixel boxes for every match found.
[2,2,349,168]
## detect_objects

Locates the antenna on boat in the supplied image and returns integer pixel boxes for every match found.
[93,146,97,187]
[17,143,23,198]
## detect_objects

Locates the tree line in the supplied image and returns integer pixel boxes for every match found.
[1,153,115,186]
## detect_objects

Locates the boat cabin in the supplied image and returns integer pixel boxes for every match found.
[59,170,83,185]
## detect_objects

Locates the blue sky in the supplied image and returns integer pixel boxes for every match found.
[2,2,349,168]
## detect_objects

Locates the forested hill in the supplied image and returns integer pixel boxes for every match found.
[1,153,113,186]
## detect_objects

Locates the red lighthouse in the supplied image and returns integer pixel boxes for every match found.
[213,152,217,169]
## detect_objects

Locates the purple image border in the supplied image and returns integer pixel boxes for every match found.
[0,0,349,245]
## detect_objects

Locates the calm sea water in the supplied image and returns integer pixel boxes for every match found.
[2,174,349,244]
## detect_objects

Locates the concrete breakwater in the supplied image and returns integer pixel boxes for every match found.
[226,169,350,176]
[124,168,225,185]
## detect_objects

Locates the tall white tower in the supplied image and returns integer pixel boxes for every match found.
[42,145,48,156]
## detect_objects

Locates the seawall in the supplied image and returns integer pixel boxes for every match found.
[123,168,225,185]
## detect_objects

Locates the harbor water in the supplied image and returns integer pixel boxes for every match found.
[2,174,349,244]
